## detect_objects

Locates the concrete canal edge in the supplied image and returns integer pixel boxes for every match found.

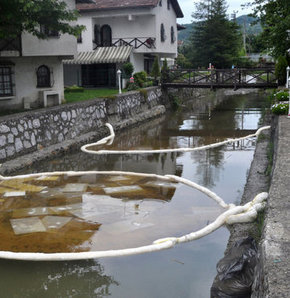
[252,115,290,297]
[211,114,290,297]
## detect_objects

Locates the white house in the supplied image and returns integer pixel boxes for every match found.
[64,0,183,87]
[0,0,77,111]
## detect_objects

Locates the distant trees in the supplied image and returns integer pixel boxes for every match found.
[189,0,241,68]
[0,0,84,39]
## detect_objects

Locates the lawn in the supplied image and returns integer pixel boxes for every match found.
[64,88,121,103]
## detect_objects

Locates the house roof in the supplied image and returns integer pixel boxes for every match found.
[63,46,132,64]
[77,0,184,18]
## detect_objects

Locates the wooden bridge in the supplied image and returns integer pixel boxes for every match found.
[162,68,278,89]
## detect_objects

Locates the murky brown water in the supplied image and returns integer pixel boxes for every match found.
[0,173,222,253]
[0,91,269,297]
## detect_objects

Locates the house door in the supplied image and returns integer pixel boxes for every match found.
[100,25,112,46]
[81,64,116,87]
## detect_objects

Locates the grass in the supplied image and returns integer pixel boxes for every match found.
[64,88,121,103]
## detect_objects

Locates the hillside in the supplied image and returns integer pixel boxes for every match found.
[178,15,262,43]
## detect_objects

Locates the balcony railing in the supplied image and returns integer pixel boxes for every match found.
[0,36,21,55]
[93,37,156,50]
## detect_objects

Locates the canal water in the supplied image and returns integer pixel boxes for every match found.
[0,91,269,297]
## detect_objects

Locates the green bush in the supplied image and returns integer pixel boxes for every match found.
[133,71,147,87]
[142,81,153,88]
[122,62,134,78]
[127,82,139,91]
[273,90,289,101]
[275,55,288,85]
[234,57,256,68]
[271,102,289,115]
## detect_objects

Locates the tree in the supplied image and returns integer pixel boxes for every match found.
[189,0,241,68]
[0,0,84,40]
[161,58,170,84]
[151,56,161,81]
[250,0,290,59]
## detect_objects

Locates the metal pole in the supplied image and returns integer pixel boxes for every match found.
[117,69,122,94]
[287,67,290,118]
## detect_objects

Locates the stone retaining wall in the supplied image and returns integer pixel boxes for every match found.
[0,87,163,162]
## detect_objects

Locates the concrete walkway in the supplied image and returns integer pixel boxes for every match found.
[258,115,290,296]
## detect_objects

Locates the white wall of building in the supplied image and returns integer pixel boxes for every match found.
[153,1,178,57]
[22,0,77,58]
[22,34,76,58]
[77,15,94,52]
[0,57,65,110]
[129,52,145,73]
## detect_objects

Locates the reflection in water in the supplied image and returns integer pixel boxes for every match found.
[3,91,269,297]
[0,259,118,297]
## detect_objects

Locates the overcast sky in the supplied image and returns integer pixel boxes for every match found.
[179,0,254,24]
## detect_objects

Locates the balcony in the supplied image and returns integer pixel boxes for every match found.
[94,37,156,50]
[0,36,21,57]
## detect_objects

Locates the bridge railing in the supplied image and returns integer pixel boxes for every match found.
[162,68,277,89]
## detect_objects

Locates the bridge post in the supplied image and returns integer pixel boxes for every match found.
[233,69,237,90]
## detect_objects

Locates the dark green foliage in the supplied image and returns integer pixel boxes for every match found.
[271,102,289,115]
[133,71,147,87]
[176,53,192,69]
[189,0,242,68]
[150,56,161,79]
[178,15,262,43]
[161,59,170,84]
[275,56,288,85]
[246,33,267,53]
[0,0,84,39]
[234,56,257,68]
[127,82,139,91]
[251,0,290,58]
[122,62,134,78]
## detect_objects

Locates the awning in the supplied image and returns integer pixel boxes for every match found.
[63,46,132,65]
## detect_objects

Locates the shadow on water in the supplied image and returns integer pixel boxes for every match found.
[0,259,118,298]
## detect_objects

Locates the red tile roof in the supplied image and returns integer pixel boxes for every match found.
[77,0,183,18]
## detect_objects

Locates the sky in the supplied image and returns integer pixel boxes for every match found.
[178,0,254,24]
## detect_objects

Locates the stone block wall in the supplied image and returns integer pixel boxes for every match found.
[0,87,163,162]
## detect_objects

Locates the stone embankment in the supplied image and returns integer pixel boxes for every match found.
[0,87,164,174]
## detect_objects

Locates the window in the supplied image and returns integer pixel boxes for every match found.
[0,66,13,97]
[159,0,162,6]
[100,25,112,47]
[167,0,170,9]
[171,26,175,43]
[160,24,165,42]
[40,24,59,37]
[37,65,51,88]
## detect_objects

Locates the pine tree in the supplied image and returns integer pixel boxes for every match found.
[190,0,241,68]
[151,56,161,80]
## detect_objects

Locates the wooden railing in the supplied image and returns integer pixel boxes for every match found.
[94,37,156,49]
[0,36,21,54]
[162,68,278,89]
